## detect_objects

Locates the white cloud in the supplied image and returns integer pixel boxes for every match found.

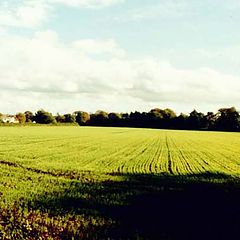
[225,0,240,10]
[196,46,240,64]
[117,0,188,21]
[0,0,50,28]
[0,0,125,29]
[0,30,239,114]
[48,0,125,8]
[72,39,125,57]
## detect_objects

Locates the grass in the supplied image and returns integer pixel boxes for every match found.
[0,126,240,239]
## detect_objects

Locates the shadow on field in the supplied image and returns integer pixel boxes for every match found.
[32,172,240,240]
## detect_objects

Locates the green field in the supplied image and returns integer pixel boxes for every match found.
[1,126,240,175]
[0,126,240,239]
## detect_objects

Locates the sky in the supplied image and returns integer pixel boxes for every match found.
[0,0,239,114]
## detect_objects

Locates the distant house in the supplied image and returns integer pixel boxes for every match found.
[0,115,19,123]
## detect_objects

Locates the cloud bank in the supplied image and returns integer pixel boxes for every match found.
[48,0,125,8]
[0,0,125,29]
[0,30,239,114]
[0,0,50,28]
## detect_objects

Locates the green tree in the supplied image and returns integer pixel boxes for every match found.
[216,107,240,131]
[90,110,109,126]
[63,114,76,123]
[108,112,121,121]
[24,111,34,122]
[16,112,26,124]
[175,113,188,129]
[149,108,164,119]
[34,109,56,124]
[75,111,90,125]
[0,113,3,123]
[204,112,217,130]
[187,110,205,130]
[162,108,177,119]
[55,114,65,123]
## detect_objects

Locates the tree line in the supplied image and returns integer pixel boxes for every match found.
[0,107,239,132]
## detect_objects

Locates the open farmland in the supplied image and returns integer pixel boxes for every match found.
[1,126,240,175]
[0,126,240,239]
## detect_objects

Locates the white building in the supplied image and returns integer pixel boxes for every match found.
[0,115,19,123]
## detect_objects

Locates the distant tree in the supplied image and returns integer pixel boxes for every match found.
[121,113,129,119]
[204,112,217,130]
[161,109,177,128]
[34,109,56,124]
[108,112,121,121]
[162,108,177,119]
[108,112,121,126]
[216,107,240,131]
[16,112,26,124]
[119,113,129,127]
[148,108,166,128]
[63,114,76,123]
[90,110,109,126]
[174,113,188,129]
[4,106,239,131]
[24,111,34,123]
[149,108,164,119]
[187,110,205,130]
[129,111,143,127]
[0,113,3,123]
[55,114,65,123]
[96,110,108,118]
[75,111,90,125]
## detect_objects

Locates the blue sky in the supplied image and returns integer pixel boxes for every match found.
[0,0,239,114]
